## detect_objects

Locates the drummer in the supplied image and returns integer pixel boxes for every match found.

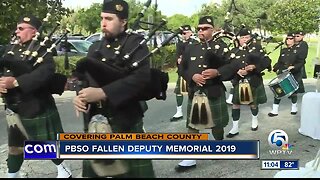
[268,32,306,117]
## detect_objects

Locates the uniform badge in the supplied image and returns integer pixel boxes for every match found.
[23,17,30,22]
[215,45,220,49]
[191,57,196,61]
[115,4,123,11]
[276,88,283,94]
[230,53,236,59]
[207,18,212,23]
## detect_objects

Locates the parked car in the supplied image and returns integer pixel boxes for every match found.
[85,33,103,43]
[56,39,92,56]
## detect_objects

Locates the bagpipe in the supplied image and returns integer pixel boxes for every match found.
[1,1,69,96]
[74,20,183,104]
[1,24,70,96]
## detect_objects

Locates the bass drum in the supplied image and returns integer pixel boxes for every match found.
[212,30,240,50]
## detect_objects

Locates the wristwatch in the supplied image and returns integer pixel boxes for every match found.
[13,80,19,87]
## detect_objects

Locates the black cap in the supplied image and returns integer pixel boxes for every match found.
[287,32,295,37]
[239,28,251,36]
[294,31,305,36]
[181,25,192,31]
[18,14,42,30]
[198,16,214,27]
[102,0,129,19]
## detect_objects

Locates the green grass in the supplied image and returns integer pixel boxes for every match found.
[167,41,318,83]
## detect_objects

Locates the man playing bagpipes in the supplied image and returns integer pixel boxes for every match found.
[72,0,155,178]
[170,24,198,122]
[0,15,72,178]
[218,28,272,138]
[174,16,230,173]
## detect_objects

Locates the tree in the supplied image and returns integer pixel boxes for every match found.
[268,0,320,34]
[0,0,70,44]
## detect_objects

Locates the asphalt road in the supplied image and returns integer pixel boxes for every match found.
[0,79,319,178]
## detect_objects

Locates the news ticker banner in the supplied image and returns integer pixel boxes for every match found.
[261,159,299,170]
[24,133,259,160]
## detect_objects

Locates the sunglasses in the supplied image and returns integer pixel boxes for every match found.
[197,27,212,31]
[286,37,294,40]
[17,26,34,31]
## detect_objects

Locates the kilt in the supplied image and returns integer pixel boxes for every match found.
[233,83,267,105]
[186,88,229,129]
[8,105,64,147]
[82,118,155,178]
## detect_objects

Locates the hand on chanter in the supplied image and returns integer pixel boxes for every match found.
[192,74,206,87]
[0,76,16,90]
[202,69,219,79]
[78,87,107,103]
[237,69,248,78]
[73,95,90,117]
[245,64,256,72]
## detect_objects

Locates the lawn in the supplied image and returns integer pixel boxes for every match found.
[167,41,319,83]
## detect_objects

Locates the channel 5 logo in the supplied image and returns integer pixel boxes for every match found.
[268,130,293,155]
[24,141,57,159]
[268,129,289,148]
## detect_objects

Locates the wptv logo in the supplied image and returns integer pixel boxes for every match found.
[268,129,293,155]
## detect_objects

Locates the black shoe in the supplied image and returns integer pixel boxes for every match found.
[174,164,197,173]
[291,112,297,115]
[251,126,258,131]
[268,112,278,117]
[226,132,239,138]
[170,116,183,122]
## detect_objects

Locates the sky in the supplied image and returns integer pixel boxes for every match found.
[62,0,221,17]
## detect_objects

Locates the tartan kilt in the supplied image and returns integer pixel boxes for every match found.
[82,118,155,178]
[233,83,267,105]
[21,105,64,141]
[186,90,229,129]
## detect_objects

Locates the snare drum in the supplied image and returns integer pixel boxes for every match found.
[268,71,299,99]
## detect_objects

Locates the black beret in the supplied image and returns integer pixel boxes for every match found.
[102,0,129,19]
[239,28,251,36]
[181,25,192,31]
[18,14,42,30]
[198,16,214,27]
